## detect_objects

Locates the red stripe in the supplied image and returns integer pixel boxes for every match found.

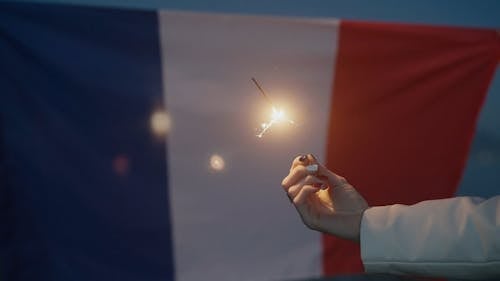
[323,20,499,276]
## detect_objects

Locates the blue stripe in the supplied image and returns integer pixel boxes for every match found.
[0,3,174,280]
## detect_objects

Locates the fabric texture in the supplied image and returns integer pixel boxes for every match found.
[361,196,500,279]
[1,2,499,281]
[0,3,174,280]
[324,20,499,275]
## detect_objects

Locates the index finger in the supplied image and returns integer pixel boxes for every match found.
[281,165,307,189]
[290,154,346,188]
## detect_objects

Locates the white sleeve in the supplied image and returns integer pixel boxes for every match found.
[360,196,500,279]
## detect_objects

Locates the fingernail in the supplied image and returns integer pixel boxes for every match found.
[306,164,319,175]
[308,154,317,161]
[299,155,307,162]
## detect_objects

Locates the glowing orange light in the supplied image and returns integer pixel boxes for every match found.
[250,78,295,138]
[257,106,295,138]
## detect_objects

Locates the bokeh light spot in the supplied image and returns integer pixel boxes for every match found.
[113,154,129,176]
[209,154,225,172]
[150,110,171,137]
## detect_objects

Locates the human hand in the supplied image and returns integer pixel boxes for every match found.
[281,154,369,242]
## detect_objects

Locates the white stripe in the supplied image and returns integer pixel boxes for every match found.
[159,11,339,281]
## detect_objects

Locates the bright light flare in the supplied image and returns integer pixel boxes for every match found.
[257,106,295,138]
[271,107,285,121]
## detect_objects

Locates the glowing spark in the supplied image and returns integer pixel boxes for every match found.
[271,107,284,121]
[251,78,295,138]
[257,106,295,138]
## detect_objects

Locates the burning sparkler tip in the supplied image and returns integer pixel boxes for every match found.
[251,78,296,138]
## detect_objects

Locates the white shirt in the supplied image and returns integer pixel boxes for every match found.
[361,196,500,279]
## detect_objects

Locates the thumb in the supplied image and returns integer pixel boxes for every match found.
[294,154,348,188]
[317,163,347,188]
[305,155,346,188]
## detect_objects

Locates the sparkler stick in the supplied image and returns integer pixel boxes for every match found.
[251,77,274,107]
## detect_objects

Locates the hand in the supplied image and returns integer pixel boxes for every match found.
[281,154,369,242]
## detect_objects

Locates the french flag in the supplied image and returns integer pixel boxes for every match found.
[0,3,498,281]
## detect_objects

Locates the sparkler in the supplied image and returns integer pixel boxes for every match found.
[251,78,274,107]
[251,78,295,138]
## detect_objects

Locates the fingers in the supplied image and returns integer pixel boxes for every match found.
[300,154,347,188]
[284,154,349,202]
[286,175,327,208]
[287,175,327,197]
[290,153,317,170]
[285,156,338,187]
[281,154,327,190]
[282,165,307,189]
[315,163,346,188]
[293,185,319,205]
[285,153,322,187]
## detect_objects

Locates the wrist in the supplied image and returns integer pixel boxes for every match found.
[322,211,365,242]
[354,208,368,242]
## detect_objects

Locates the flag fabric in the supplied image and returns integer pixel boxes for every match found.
[0,4,174,281]
[324,21,499,274]
[0,3,498,281]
